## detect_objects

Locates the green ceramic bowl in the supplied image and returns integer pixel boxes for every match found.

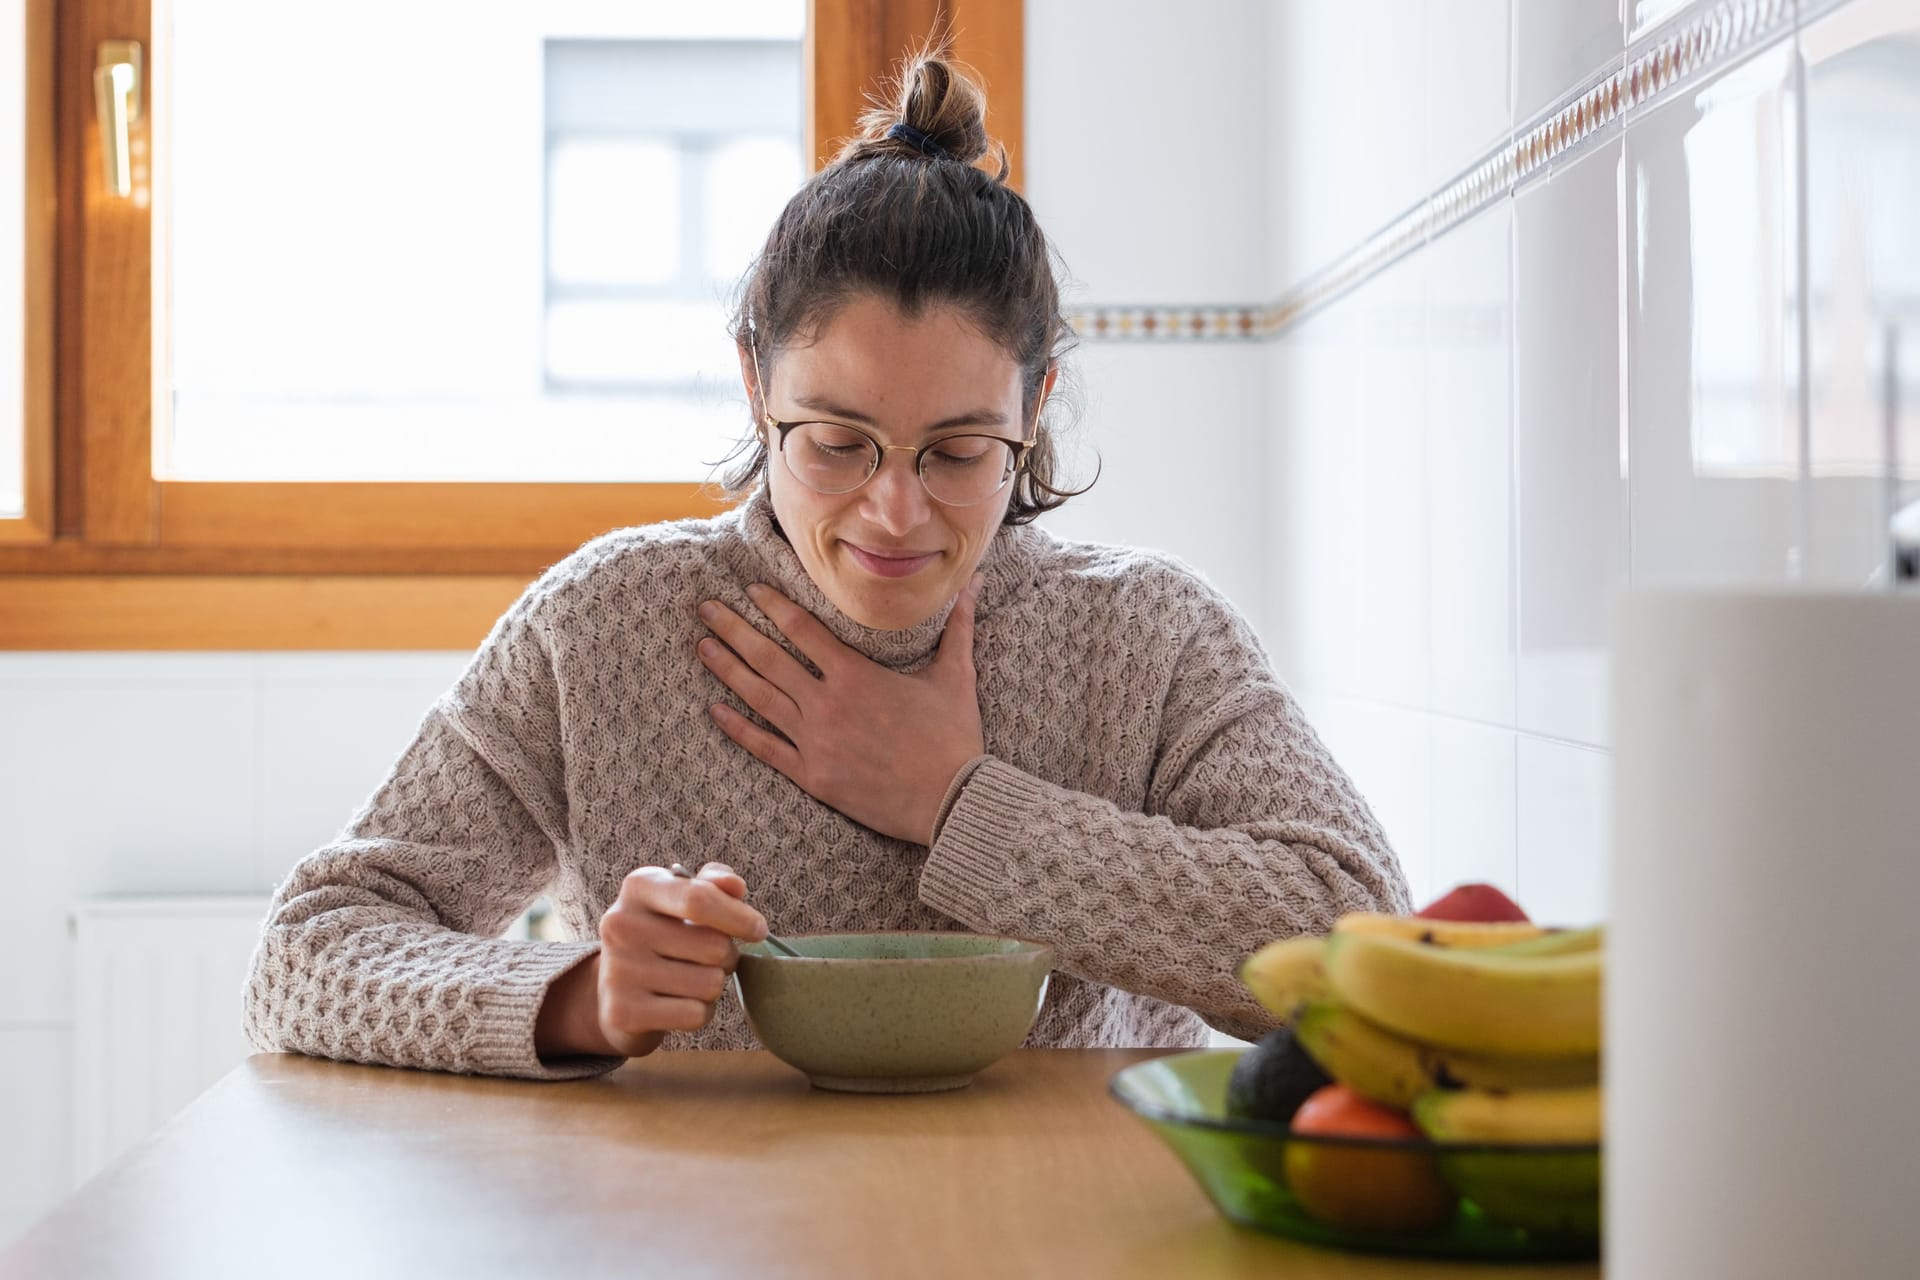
[1110,1049,1602,1261]
[732,932,1053,1093]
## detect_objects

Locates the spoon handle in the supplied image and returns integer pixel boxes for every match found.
[668,863,803,958]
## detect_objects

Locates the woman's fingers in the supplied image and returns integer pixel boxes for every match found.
[602,991,718,1037]
[622,865,769,942]
[745,583,852,675]
[709,704,805,780]
[699,599,817,694]
[591,863,773,1048]
[698,637,802,735]
[698,861,745,894]
[601,950,732,1004]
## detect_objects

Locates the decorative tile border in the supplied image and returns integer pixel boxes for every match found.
[1070,0,1797,343]
[1061,305,1268,342]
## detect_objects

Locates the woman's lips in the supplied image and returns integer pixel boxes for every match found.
[844,542,941,579]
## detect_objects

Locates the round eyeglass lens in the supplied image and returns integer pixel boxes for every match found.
[918,435,1016,505]
[783,422,878,494]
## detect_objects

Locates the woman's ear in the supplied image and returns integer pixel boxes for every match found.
[1035,363,1060,422]
[737,344,760,418]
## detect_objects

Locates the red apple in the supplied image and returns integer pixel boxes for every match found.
[1416,883,1529,923]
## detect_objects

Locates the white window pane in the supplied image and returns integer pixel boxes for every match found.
[707,136,803,280]
[550,138,679,286]
[0,1,24,518]
[546,299,737,385]
[160,1,802,483]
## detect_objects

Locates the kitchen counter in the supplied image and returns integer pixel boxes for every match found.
[0,1049,1601,1278]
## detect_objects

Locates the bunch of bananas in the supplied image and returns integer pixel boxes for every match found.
[1239,913,1604,1236]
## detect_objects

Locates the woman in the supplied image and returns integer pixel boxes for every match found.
[242,53,1410,1079]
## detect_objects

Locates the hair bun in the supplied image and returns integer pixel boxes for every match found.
[842,50,1006,178]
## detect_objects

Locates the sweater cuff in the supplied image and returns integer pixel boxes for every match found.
[929,754,993,844]
[919,756,1054,931]
[469,941,627,1081]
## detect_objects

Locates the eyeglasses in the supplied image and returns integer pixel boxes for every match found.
[751,344,1040,508]
[764,418,1035,507]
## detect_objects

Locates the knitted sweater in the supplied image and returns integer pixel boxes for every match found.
[242,488,1410,1080]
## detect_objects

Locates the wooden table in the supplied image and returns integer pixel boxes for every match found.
[2,1049,1602,1279]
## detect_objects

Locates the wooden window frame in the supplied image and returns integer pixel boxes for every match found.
[0,0,1021,649]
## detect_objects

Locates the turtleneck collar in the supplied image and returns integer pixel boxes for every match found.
[729,485,1042,672]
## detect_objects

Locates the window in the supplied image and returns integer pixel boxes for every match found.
[162,12,805,484]
[0,5,24,520]
[0,0,51,534]
[0,0,1024,648]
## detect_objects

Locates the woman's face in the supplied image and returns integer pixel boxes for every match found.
[744,293,1047,631]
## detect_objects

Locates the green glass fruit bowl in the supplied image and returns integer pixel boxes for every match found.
[1110,1049,1602,1261]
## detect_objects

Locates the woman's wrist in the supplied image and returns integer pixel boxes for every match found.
[928,754,993,846]
[535,953,624,1061]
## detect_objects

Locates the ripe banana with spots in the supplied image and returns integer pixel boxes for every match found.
[1479,925,1605,959]
[1291,1001,1601,1110]
[1332,913,1550,949]
[1237,934,1329,1020]
[1414,1084,1603,1145]
[1322,931,1602,1057]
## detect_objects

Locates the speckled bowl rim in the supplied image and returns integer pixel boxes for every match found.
[737,930,1054,965]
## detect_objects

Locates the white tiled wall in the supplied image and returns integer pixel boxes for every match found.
[0,653,467,1242]
[1265,0,1915,929]
[1513,137,1625,750]
[1026,0,1271,619]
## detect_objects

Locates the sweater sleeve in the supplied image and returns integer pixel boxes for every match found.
[242,587,624,1081]
[916,577,1412,1044]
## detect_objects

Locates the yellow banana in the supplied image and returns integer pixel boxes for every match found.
[1293,1001,1600,1109]
[1323,932,1602,1057]
[1237,935,1329,1020]
[1413,1085,1604,1145]
[1333,912,1549,949]
[1481,925,1605,959]
[1420,1088,1604,1240]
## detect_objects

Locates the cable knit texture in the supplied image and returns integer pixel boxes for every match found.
[243,487,1410,1079]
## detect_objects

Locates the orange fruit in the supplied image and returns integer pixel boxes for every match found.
[1283,1085,1457,1234]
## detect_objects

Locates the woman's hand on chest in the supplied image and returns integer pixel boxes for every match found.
[695,577,986,846]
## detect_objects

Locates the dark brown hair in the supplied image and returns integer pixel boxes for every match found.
[720,49,1092,525]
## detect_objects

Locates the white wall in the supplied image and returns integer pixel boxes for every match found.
[1264,0,1917,921]
[0,653,469,1241]
[1025,0,1271,618]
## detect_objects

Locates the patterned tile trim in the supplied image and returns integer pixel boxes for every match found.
[1061,306,1269,342]
[1071,0,1796,343]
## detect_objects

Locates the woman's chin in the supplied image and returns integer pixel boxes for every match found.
[830,580,946,632]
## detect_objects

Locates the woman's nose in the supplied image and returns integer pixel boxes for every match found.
[858,449,932,536]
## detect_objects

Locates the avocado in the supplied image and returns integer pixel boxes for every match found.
[1225,1027,1332,1125]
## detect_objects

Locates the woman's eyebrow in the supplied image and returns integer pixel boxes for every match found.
[789,392,1009,436]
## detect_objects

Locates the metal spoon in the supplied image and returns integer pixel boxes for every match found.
[669,863,803,957]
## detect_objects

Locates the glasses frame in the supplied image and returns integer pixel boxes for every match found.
[750,339,1042,508]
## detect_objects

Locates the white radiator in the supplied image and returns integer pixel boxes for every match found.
[70,896,270,1186]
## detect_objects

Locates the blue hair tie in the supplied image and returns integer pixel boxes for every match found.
[886,121,949,160]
